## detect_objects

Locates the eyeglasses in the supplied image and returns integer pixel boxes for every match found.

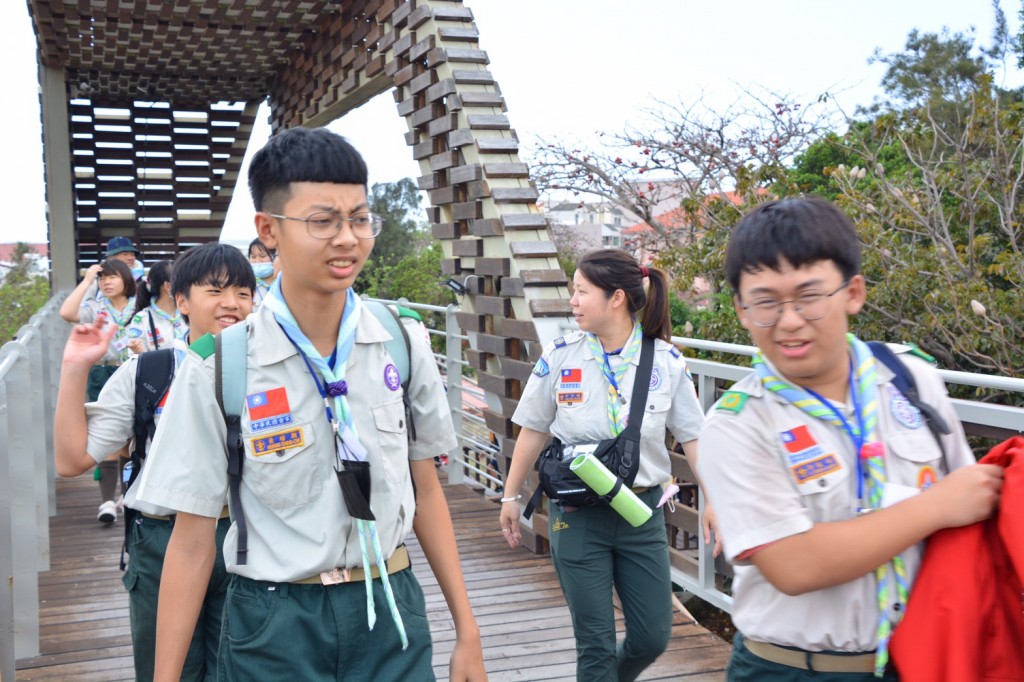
[269,211,383,240]
[740,280,850,327]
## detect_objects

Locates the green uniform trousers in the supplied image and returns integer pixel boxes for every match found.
[86,364,119,401]
[121,514,231,682]
[729,633,899,681]
[217,567,434,681]
[549,487,673,682]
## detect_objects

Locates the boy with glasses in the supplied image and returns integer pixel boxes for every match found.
[697,197,1003,681]
[134,127,486,681]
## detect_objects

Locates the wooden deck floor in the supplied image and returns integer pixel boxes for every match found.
[16,474,730,681]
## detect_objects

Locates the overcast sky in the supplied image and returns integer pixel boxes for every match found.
[4,1,1021,246]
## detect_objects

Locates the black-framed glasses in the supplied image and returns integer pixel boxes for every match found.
[269,211,383,240]
[740,280,850,327]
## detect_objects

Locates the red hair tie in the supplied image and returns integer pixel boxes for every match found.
[640,266,650,278]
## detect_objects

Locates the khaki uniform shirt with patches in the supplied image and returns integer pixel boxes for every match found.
[697,351,974,652]
[135,303,456,582]
[512,330,704,488]
[85,339,190,517]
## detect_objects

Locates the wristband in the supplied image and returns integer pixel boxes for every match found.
[500,494,522,503]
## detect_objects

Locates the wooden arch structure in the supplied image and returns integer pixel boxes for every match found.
[30,0,572,543]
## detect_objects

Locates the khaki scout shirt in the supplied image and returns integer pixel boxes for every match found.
[512,329,704,488]
[697,351,975,652]
[134,303,456,582]
[85,338,191,517]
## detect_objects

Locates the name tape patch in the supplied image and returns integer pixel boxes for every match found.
[251,427,304,456]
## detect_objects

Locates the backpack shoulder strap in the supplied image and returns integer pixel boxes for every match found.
[124,347,174,569]
[146,309,160,350]
[364,301,410,389]
[364,300,417,442]
[868,341,952,457]
[132,348,176,464]
[215,322,250,565]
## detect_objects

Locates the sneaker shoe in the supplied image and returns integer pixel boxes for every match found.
[97,500,117,523]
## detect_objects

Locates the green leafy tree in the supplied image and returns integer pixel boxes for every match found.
[357,178,428,294]
[0,243,51,341]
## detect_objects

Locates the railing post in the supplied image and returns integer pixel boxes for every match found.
[0,343,41,660]
[0,376,15,682]
[444,303,465,486]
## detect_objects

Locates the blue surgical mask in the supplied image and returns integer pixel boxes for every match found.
[131,266,145,280]
[252,262,274,279]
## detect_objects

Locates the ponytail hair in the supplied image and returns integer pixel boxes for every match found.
[576,249,673,342]
[133,259,173,317]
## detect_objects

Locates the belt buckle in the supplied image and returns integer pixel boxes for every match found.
[319,567,352,585]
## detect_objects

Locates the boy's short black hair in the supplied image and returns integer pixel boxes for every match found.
[171,243,256,323]
[247,127,368,213]
[725,197,861,292]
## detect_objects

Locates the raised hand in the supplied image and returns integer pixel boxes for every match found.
[63,316,117,368]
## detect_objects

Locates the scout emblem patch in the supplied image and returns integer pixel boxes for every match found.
[384,363,401,391]
[251,427,304,456]
[917,466,937,490]
[247,387,293,431]
[649,367,663,390]
[532,356,550,377]
[560,368,582,389]
[716,391,747,413]
[887,385,923,429]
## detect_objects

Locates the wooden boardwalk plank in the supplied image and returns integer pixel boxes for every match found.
[17,474,730,681]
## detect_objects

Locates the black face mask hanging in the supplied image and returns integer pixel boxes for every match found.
[337,458,375,521]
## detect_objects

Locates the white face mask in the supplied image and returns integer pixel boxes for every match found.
[251,262,274,279]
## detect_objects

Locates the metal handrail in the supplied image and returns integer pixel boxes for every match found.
[1,290,69,677]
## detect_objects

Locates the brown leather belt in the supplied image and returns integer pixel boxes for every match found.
[292,545,410,585]
[744,638,876,673]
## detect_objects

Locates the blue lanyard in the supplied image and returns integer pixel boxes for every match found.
[803,359,869,503]
[277,322,340,431]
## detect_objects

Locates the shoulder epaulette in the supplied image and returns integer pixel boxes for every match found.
[905,342,936,364]
[552,331,584,349]
[395,305,422,322]
[189,333,216,359]
[714,390,749,414]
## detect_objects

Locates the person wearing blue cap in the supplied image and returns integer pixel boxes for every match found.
[106,236,145,281]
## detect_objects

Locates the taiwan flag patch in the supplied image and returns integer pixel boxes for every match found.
[247,387,293,431]
[560,368,582,389]
[780,425,817,454]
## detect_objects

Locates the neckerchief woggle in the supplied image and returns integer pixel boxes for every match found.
[101,295,136,363]
[148,303,187,343]
[753,334,908,677]
[584,323,644,436]
[262,276,408,649]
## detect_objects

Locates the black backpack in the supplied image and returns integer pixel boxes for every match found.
[120,347,175,569]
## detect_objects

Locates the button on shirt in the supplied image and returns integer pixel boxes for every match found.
[134,304,457,582]
[512,331,704,488]
[697,352,975,652]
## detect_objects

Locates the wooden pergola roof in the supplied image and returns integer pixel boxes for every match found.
[27,1,339,266]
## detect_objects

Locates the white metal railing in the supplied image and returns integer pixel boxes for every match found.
[1,290,69,677]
